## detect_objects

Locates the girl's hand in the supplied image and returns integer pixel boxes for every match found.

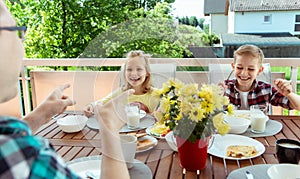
[83,103,94,117]
[130,101,150,113]
[274,79,292,96]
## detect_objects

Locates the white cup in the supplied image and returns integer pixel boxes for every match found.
[120,134,137,169]
[126,104,140,129]
[250,106,267,133]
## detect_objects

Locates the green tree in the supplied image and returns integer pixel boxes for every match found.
[80,3,205,58]
[8,0,212,59]
[8,0,134,58]
[7,0,175,58]
[200,33,220,46]
[184,16,190,25]
[189,16,198,27]
[198,18,205,29]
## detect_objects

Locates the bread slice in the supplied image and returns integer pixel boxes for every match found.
[137,139,156,151]
[226,145,258,158]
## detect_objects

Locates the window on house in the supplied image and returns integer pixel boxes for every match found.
[295,24,300,31]
[264,15,271,23]
[295,15,300,31]
[296,15,300,22]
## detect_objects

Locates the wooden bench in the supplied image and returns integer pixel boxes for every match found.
[30,71,120,111]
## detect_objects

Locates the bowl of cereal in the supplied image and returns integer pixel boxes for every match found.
[225,115,251,134]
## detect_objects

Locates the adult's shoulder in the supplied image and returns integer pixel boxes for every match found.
[0,116,31,135]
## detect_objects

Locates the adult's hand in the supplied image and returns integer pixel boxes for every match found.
[95,89,135,133]
[94,89,134,179]
[40,84,75,115]
[24,84,75,132]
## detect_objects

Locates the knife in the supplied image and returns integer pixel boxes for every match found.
[246,171,254,179]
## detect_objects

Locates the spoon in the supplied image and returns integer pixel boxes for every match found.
[245,170,254,179]
[86,171,97,179]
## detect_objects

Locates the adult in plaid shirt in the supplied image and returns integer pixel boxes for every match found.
[0,1,130,178]
[219,44,300,113]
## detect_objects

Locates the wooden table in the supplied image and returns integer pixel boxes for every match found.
[34,114,300,179]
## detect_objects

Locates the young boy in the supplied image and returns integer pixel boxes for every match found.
[220,44,300,113]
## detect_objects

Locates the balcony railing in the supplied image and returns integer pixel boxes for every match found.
[1,58,299,117]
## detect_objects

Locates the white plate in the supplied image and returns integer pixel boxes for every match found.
[145,125,168,139]
[87,110,152,131]
[119,115,155,132]
[136,135,158,153]
[67,156,152,179]
[267,164,300,179]
[86,116,99,130]
[165,131,177,152]
[68,156,101,178]
[208,134,265,160]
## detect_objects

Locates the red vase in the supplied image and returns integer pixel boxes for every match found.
[175,136,211,171]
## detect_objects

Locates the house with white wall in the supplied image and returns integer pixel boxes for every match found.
[204,0,300,36]
[204,0,300,57]
[228,0,300,35]
[204,0,228,36]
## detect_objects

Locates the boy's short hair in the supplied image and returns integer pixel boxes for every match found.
[233,45,264,65]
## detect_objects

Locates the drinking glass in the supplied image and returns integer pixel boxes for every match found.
[250,105,267,133]
[125,104,140,129]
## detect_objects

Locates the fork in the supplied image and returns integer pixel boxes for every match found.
[226,70,234,81]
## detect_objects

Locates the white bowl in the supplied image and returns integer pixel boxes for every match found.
[165,131,178,152]
[225,115,251,134]
[267,164,300,179]
[57,115,88,133]
[232,110,251,120]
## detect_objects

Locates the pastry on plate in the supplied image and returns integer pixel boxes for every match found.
[226,145,258,158]
[137,138,156,150]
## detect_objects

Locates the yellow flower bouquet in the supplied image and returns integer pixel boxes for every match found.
[153,79,234,143]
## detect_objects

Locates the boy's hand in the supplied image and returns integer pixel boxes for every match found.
[217,81,228,94]
[274,79,292,96]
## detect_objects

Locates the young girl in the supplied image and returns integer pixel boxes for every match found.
[83,50,160,117]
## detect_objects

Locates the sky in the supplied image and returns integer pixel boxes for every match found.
[171,0,205,18]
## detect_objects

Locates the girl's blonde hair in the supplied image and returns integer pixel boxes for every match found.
[122,50,153,93]
[233,44,264,66]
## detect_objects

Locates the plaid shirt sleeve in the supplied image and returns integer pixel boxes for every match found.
[0,116,82,179]
[269,86,291,109]
[225,79,291,110]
